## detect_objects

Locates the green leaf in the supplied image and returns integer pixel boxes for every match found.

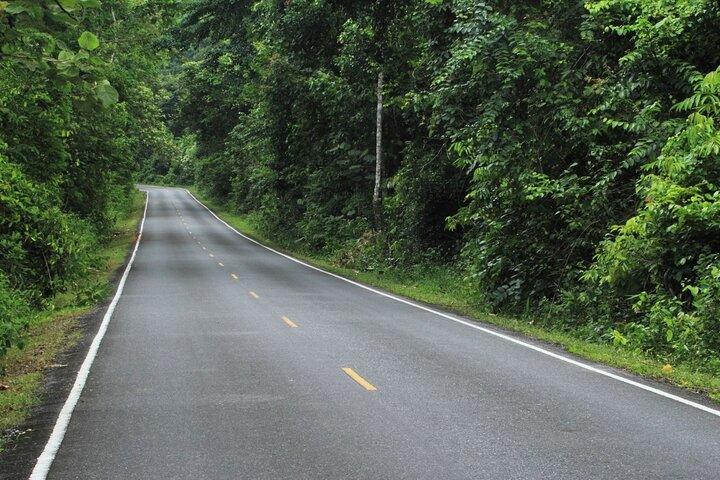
[58,49,75,60]
[57,0,79,11]
[684,285,700,297]
[4,1,29,14]
[95,80,119,107]
[78,31,100,51]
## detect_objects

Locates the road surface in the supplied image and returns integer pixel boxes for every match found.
[39,187,720,479]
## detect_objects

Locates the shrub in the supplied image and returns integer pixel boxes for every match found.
[0,154,94,302]
[582,68,720,371]
[0,272,31,358]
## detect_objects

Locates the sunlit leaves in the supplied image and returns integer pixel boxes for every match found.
[673,68,720,116]
[588,65,720,366]
[1,0,117,107]
[78,31,100,51]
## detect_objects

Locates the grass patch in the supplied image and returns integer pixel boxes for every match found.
[188,187,720,404]
[0,189,146,452]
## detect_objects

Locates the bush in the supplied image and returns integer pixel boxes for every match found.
[0,272,31,358]
[580,68,720,371]
[0,155,94,302]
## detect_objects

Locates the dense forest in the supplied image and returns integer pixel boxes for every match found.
[150,0,720,375]
[2,0,720,377]
[0,1,176,357]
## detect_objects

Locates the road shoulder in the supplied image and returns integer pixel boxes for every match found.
[0,190,146,480]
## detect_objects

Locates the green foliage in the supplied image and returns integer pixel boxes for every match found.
[0,0,119,106]
[0,152,95,356]
[582,67,720,368]
[164,134,197,185]
[95,79,119,108]
[153,0,720,374]
[78,31,99,51]
[0,154,93,298]
[0,272,30,357]
[0,0,177,356]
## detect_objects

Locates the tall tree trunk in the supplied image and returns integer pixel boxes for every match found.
[110,7,117,64]
[373,69,384,230]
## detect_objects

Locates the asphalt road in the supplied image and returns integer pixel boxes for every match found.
[39,186,720,479]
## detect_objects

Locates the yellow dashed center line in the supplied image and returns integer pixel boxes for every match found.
[249,291,259,299]
[342,368,377,391]
[231,273,239,280]
[282,316,298,328]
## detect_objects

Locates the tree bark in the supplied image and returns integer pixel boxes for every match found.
[110,7,117,64]
[373,69,384,230]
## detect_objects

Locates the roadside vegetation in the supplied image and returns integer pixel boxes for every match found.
[2,0,720,444]
[148,0,720,397]
[0,1,174,450]
[0,190,144,452]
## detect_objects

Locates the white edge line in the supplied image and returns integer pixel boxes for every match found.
[184,188,720,418]
[29,191,150,480]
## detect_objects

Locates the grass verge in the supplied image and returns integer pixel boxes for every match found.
[0,189,145,452]
[188,187,720,405]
